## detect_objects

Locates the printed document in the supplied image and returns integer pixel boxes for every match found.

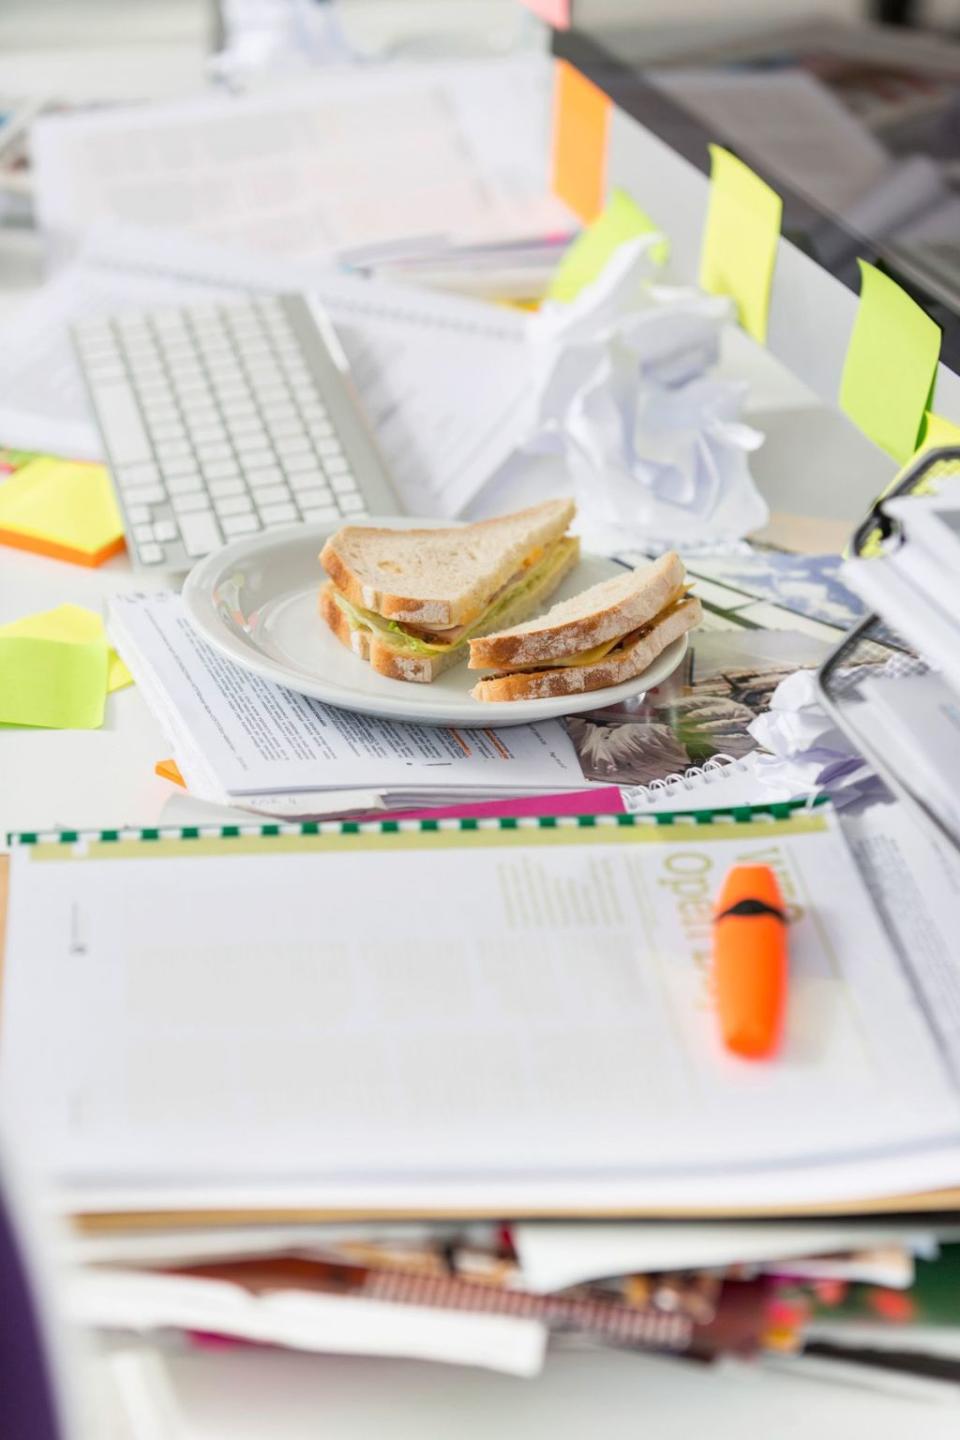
[31,59,567,259]
[4,811,960,1213]
[108,590,584,803]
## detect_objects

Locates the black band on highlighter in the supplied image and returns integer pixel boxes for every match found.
[716,898,787,923]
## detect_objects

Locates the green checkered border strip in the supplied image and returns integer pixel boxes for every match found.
[8,795,827,848]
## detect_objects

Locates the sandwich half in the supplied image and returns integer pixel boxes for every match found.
[319,499,579,683]
[468,552,701,701]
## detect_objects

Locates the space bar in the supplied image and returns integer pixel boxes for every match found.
[91,382,152,465]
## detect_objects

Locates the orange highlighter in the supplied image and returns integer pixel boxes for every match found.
[713,864,788,1059]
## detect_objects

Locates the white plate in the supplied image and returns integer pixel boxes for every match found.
[182,520,688,728]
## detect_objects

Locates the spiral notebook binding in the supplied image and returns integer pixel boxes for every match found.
[623,754,750,812]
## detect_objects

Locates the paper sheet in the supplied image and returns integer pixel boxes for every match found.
[842,803,960,1090]
[699,145,782,345]
[0,228,533,517]
[0,635,107,729]
[108,591,584,800]
[3,811,960,1212]
[514,1220,937,1294]
[840,260,942,464]
[31,60,567,261]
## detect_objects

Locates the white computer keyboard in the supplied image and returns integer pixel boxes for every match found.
[73,293,401,572]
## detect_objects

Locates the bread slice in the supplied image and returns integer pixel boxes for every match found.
[319,499,575,630]
[319,537,580,683]
[469,552,685,670]
[471,595,701,702]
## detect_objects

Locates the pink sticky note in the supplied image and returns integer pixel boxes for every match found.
[520,0,571,27]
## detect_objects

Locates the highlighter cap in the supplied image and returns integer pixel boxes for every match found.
[714,864,784,920]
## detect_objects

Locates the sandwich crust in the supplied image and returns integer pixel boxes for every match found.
[470,596,701,702]
[469,552,685,669]
[319,499,576,629]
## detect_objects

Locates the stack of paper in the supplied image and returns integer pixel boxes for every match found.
[108,590,592,817]
[61,1216,960,1383]
[4,807,960,1386]
[843,475,960,841]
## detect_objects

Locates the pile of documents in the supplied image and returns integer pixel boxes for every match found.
[62,1217,960,1387]
[109,590,595,817]
[843,472,960,841]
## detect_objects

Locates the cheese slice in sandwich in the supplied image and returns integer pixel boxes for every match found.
[468,552,702,702]
[319,499,579,683]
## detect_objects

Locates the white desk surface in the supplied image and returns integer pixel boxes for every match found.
[87,1340,960,1440]
[0,84,945,1438]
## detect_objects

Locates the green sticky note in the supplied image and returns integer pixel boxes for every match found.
[699,145,782,343]
[840,260,942,464]
[0,635,108,728]
[0,603,132,692]
[548,188,667,302]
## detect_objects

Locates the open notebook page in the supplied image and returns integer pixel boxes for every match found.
[2,811,959,1214]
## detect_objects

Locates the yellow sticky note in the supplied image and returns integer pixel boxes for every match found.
[699,145,782,343]
[0,604,132,692]
[0,635,107,728]
[0,458,125,566]
[548,188,667,302]
[840,260,942,465]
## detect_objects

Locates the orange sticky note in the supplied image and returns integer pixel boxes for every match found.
[0,457,125,567]
[551,59,611,224]
[155,758,186,788]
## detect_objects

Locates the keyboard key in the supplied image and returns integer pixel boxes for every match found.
[209,477,245,498]
[165,471,202,495]
[116,461,159,486]
[160,457,199,479]
[284,452,321,475]
[329,472,358,495]
[316,439,344,459]
[339,494,366,514]
[203,461,240,482]
[181,512,223,558]
[197,444,234,464]
[266,417,304,439]
[215,495,254,518]
[123,484,166,506]
[244,466,282,488]
[132,522,154,542]
[154,520,178,543]
[138,542,165,565]
[288,471,328,494]
[293,486,332,509]
[239,448,275,470]
[276,437,312,459]
[257,502,298,525]
[302,505,340,524]
[324,457,350,477]
[159,439,192,459]
[308,420,334,440]
[251,483,290,506]
[150,422,187,443]
[172,492,212,515]
[222,514,261,537]
[126,504,151,525]
[93,382,153,464]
